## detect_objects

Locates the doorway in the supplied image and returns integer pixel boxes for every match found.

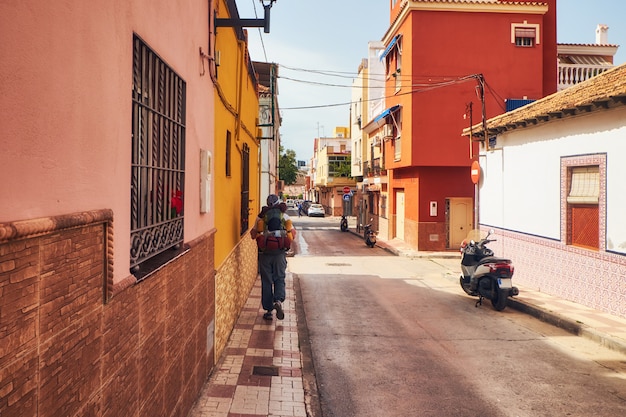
[447,197,473,248]
[395,190,405,240]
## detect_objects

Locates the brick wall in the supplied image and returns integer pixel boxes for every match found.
[0,210,216,417]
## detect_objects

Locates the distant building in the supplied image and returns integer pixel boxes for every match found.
[557,24,619,91]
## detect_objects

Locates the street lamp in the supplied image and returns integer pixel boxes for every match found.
[215,0,278,34]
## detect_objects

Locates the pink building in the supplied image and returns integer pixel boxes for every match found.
[1,1,217,416]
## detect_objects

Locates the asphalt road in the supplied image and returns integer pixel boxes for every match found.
[288,214,626,417]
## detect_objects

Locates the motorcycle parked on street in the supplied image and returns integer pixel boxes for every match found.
[340,215,348,232]
[361,219,377,248]
[459,229,519,311]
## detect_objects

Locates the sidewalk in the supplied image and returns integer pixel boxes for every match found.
[189,234,626,417]
[188,272,310,417]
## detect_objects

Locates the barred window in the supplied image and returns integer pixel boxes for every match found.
[130,35,186,275]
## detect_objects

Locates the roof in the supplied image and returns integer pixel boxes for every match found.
[463,63,626,137]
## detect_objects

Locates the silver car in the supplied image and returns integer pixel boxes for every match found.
[307,203,325,217]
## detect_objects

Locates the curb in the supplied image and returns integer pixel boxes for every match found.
[507,297,626,356]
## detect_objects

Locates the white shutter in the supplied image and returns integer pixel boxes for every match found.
[567,166,599,204]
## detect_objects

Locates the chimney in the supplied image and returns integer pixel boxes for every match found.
[595,24,609,44]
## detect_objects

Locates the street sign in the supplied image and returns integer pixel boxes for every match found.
[343,186,351,194]
[343,194,351,201]
[471,160,480,184]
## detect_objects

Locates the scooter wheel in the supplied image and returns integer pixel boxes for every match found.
[491,290,508,311]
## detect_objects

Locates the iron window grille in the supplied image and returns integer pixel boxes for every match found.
[130,35,186,273]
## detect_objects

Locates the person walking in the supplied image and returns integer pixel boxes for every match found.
[297,202,303,217]
[250,194,296,320]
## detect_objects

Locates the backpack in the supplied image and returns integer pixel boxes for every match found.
[256,207,292,252]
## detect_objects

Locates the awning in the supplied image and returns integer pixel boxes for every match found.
[373,105,401,124]
[379,35,400,61]
[569,55,611,66]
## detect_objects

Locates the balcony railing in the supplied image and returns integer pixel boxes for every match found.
[558,63,612,91]
[363,158,384,177]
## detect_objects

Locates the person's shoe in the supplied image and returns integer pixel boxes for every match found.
[263,311,273,320]
[273,300,284,320]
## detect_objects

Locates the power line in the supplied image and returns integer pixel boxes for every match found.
[281,75,477,110]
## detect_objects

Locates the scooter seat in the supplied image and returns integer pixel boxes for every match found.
[477,256,511,265]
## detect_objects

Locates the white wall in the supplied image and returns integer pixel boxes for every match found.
[480,106,626,254]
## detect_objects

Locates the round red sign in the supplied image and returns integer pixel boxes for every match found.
[343,186,351,194]
[470,160,480,184]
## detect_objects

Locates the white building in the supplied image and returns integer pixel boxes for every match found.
[464,63,626,319]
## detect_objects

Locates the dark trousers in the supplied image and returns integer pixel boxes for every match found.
[258,250,287,311]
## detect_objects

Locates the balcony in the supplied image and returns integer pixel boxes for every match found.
[558,63,612,91]
[363,158,384,177]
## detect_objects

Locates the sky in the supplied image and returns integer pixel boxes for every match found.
[237,0,626,162]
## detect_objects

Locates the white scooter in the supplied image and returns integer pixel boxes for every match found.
[459,229,519,311]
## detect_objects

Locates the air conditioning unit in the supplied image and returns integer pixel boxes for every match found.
[371,136,381,147]
[382,124,393,139]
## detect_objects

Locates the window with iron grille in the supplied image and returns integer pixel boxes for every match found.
[130,35,186,275]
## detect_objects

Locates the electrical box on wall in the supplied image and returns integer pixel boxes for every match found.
[200,149,212,213]
[430,201,437,217]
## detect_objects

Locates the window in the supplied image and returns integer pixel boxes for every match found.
[240,143,250,235]
[130,35,186,274]
[561,155,606,251]
[567,166,599,249]
[393,110,402,161]
[328,155,350,177]
[226,130,232,177]
[511,23,539,47]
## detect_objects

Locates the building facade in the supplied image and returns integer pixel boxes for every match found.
[212,0,265,361]
[1,1,218,415]
[372,0,557,251]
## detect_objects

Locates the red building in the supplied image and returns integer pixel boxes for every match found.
[376,0,556,250]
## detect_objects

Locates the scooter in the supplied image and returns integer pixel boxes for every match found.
[459,229,519,311]
[340,215,348,232]
[361,219,377,248]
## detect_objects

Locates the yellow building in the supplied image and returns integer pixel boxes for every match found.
[212,0,262,359]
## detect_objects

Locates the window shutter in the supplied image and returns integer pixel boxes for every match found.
[515,27,536,38]
[567,166,599,204]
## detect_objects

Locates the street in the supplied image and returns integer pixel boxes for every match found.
[288,213,626,417]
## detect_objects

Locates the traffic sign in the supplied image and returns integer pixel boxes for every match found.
[343,194,351,201]
[471,160,480,184]
[343,186,351,194]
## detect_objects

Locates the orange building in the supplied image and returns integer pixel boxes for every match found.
[374,0,557,251]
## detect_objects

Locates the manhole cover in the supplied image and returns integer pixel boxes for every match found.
[325,263,352,267]
[252,365,279,376]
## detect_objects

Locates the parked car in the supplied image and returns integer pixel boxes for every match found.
[285,199,295,209]
[301,200,312,214]
[307,203,325,217]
